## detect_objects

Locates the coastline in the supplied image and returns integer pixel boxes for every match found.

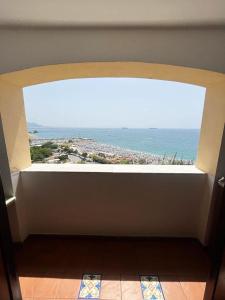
[30,137,194,165]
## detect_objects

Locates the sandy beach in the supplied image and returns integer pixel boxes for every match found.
[30,137,193,165]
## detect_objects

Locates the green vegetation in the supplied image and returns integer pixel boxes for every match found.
[61,145,74,154]
[30,146,53,162]
[90,154,111,164]
[58,154,68,162]
[82,152,88,158]
[119,159,130,164]
[42,141,58,149]
[160,152,192,165]
[30,142,58,162]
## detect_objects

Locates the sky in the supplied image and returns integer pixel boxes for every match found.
[23,78,206,129]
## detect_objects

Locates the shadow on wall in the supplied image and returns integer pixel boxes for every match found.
[0,116,12,198]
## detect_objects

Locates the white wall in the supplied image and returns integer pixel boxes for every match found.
[14,165,207,243]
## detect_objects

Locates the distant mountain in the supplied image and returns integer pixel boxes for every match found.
[27,122,44,129]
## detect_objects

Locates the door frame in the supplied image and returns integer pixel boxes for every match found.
[0,176,22,300]
[0,115,22,299]
[204,125,225,300]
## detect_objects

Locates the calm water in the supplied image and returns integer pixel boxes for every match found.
[29,126,200,160]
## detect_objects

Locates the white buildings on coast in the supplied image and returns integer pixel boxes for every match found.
[30,138,193,165]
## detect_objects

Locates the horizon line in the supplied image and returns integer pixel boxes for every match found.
[27,122,200,130]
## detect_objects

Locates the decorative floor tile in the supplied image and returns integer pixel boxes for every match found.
[140,275,165,300]
[78,274,101,299]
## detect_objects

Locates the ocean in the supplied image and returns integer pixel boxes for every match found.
[28,126,200,160]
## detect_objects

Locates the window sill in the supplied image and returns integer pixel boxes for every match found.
[22,163,205,175]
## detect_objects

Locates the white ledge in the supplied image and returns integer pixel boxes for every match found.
[22,163,205,175]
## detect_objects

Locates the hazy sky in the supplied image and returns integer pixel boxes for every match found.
[23,78,206,129]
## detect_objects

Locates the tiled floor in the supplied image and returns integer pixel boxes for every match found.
[15,236,210,300]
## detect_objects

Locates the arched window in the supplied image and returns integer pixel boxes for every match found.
[23,77,205,165]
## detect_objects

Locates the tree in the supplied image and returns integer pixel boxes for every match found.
[30,146,53,162]
[41,141,58,149]
[91,154,110,164]
[62,145,74,154]
[82,152,88,159]
[58,154,68,162]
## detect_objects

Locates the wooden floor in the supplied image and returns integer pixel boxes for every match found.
[15,236,210,300]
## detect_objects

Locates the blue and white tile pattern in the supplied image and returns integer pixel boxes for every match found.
[140,275,165,300]
[78,274,101,299]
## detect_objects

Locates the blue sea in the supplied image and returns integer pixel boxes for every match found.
[29,126,200,160]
